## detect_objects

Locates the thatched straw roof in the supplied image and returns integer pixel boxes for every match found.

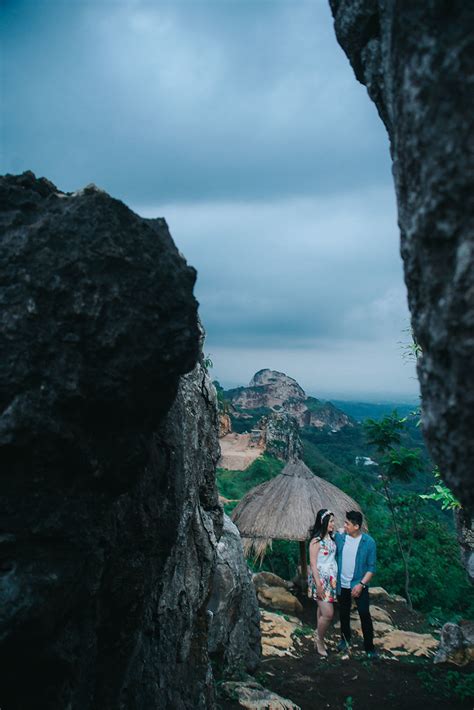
[231,459,365,560]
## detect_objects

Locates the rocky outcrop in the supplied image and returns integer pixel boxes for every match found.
[207,515,261,676]
[434,621,474,666]
[253,571,295,592]
[259,610,303,659]
[149,357,223,708]
[253,571,303,615]
[220,679,301,710]
[257,586,304,615]
[227,369,353,431]
[0,172,221,709]
[261,412,302,461]
[328,2,474,512]
[218,413,232,438]
[455,508,474,584]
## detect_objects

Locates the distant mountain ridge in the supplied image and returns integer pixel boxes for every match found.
[331,400,418,422]
[224,368,353,432]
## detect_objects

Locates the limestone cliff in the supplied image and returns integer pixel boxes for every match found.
[207,515,261,676]
[328,1,474,513]
[0,172,222,708]
[260,412,303,462]
[227,369,353,431]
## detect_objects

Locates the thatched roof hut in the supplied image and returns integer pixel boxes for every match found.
[231,459,365,571]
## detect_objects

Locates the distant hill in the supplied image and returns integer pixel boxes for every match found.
[223,368,354,432]
[330,400,418,422]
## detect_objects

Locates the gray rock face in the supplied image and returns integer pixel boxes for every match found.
[434,621,474,666]
[261,412,302,461]
[149,358,223,708]
[0,171,199,493]
[207,515,261,676]
[455,509,474,584]
[0,172,221,708]
[328,2,474,510]
[229,369,353,431]
[250,369,306,400]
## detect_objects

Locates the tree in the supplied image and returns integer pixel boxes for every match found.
[364,412,424,610]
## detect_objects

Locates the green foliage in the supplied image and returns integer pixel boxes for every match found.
[230,406,271,433]
[293,625,313,637]
[254,538,300,580]
[364,412,405,453]
[203,353,213,371]
[216,454,284,502]
[417,669,474,701]
[381,446,423,482]
[372,507,474,617]
[420,468,461,510]
[331,399,418,422]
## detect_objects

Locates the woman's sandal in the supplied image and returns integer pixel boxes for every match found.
[313,632,328,657]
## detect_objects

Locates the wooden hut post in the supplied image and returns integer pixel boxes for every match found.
[299,540,308,587]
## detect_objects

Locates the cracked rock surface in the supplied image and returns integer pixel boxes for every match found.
[329,1,474,512]
[0,172,222,708]
[207,515,261,675]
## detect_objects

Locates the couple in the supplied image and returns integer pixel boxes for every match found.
[308,508,377,658]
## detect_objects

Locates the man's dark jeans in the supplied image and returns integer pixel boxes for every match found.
[338,587,374,652]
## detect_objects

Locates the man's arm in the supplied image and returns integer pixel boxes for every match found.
[351,539,376,597]
[366,538,376,575]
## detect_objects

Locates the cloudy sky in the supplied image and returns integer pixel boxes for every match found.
[2,0,419,401]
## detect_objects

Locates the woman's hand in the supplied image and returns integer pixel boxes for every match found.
[316,580,324,599]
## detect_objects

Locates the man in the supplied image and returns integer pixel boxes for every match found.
[335,510,377,657]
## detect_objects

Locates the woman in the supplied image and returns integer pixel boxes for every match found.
[308,508,337,656]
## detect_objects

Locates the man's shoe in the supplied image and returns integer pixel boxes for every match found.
[336,640,350,652]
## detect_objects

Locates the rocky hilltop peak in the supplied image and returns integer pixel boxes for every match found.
[226,369,353,432]
[249,369,306,400]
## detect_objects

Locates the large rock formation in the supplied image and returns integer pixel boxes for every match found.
[434,620,474,666]
[260,412,302,462]
[227,369,353,431]
[0,172,222,708]
[328,2,474,512]
[207,515,261,676]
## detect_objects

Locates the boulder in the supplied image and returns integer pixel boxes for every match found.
[374,629,438,658]
[253,571,294,591]
[328,1,474,512]
[0,172,221,709]
[218,412,232,437]
[207,515,262,675]
[455,509,474,584]
[259,610,302,658]
[220,680,301,710]
[370,586,407,605]
[257,586,304,615]
[261,412,303,462]
[434,621,474,666]
[369,586,392,601]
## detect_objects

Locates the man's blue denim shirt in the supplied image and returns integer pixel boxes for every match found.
[334,531,377,595]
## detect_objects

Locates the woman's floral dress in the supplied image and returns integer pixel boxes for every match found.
[308,536,338,602]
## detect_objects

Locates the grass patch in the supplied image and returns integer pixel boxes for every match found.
[216,454,284,502]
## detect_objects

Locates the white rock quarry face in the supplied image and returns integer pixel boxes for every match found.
[249,369,306,401]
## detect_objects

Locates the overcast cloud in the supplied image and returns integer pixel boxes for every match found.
[2,0,418,400]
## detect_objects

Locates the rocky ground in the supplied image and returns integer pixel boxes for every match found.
[218,584,474,710]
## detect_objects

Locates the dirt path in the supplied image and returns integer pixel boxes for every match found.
[218,594,473,710]
[218,432,264,470]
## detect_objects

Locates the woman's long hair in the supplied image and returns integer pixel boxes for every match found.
[310,508,334,541]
